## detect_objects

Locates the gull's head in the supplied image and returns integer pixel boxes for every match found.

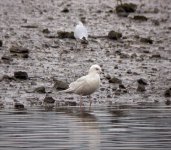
[78,21,83,26]
[89,64,102,74]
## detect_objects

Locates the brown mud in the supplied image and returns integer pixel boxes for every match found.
[0,0,171,108]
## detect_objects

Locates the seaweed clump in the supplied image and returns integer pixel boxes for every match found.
[116,3,137,17]
[108,30,122,40]
[57,31,75,39]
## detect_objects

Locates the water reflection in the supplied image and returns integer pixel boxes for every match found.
[0,103,171,150]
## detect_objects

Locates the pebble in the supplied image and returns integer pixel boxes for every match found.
[14,71,28,80]
[43,96,55,104]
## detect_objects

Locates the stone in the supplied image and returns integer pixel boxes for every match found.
[34,86,46,93]
[109,76,122,84]
[108,30,122,40]
[116,3,137,17]
[14,102,25,109]
[9,46,29,54]
[14,71,28,80]
[165,99,171,105]
[151,53,161,58]
[133,15,148,21]
[42,28,50,34]
[0,40,2,47]
[140,37,153,44]
[119,84,126,89]
[137,84,146,92]
[43,96,55,104]
[61,8,69,13]
[54,79,69,90]
[57,31,75,39]
[164,88,171,97]
[137,78,148,85]
[65,101,77,106]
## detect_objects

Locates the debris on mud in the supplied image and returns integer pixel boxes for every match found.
[53,79,69,90]
[164,88,171,97]
[108,30,122,40]
[137,78,148,92]
[9,46,29,54]
[137,78,148,85]
[0,75,15,82]
[57,31,75,39]
[43,96,55,104]
[14,71,28,80]
[116,3,137,17]
[137,84,146,92]
[65,101,77,106]
[21,24,38,28]
[42,28,50,34]
[151,53,161,58]
[140,37,153,44]
[109,76,122,84]
[14,102,25,110]
[1,55,13,63]
[34,86,46,94]
[133,15,148,21]
[61,7,69,13]
[165,99,171,105]
[0,40,2,47]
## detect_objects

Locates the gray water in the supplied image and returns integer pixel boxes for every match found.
[0,103,171,150]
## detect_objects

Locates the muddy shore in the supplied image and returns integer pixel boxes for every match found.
[0,0,171,108]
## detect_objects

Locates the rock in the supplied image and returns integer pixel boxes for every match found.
[0,40,2,47]
[22,53,29,58]
[81,37,88,45]
[140,37,153,44]
[14,71,28,80]
[0,100,4,108]
[116,3,137,17]
[119,84,126,89]
[137,84,146,92]
[137,78,148,85]
[14,102,25,109]
[151,53,161,58]
[108,30,122,40]
[1,55,13,63]
[57,31,75,39]
[133,15,148,21]
[54,79,69,90]
[152,19,160,26]
[65,101,77,106]
[164,88,171,97]
[42,28,50,34]
[105,74,111,80]
[0,75,15,82]
[165,99,171,105]
[34,86,46,93]
[109,76,122,84]
[9,46,29,54]
[43,96,55,104]
[21,25,38,28]
[61,8,69,13]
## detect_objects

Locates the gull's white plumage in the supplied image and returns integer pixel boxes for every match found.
[74,21,88,40]
[63,64,101,108]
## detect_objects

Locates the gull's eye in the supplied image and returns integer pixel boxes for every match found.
[95,68,99,71]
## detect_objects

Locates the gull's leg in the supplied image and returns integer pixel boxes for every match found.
[89,95,92,110]
[75,40,78,49]
[80,95,83,109]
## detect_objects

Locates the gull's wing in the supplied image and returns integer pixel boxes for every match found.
[69,75,88,91]
[74,25,88,40]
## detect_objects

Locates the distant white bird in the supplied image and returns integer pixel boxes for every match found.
[62,64,101,108]
[74,21,88,48]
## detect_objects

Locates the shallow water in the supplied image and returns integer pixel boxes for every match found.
[0,103,171,150]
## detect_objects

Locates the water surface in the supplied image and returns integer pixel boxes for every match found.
[0,103,171,150]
